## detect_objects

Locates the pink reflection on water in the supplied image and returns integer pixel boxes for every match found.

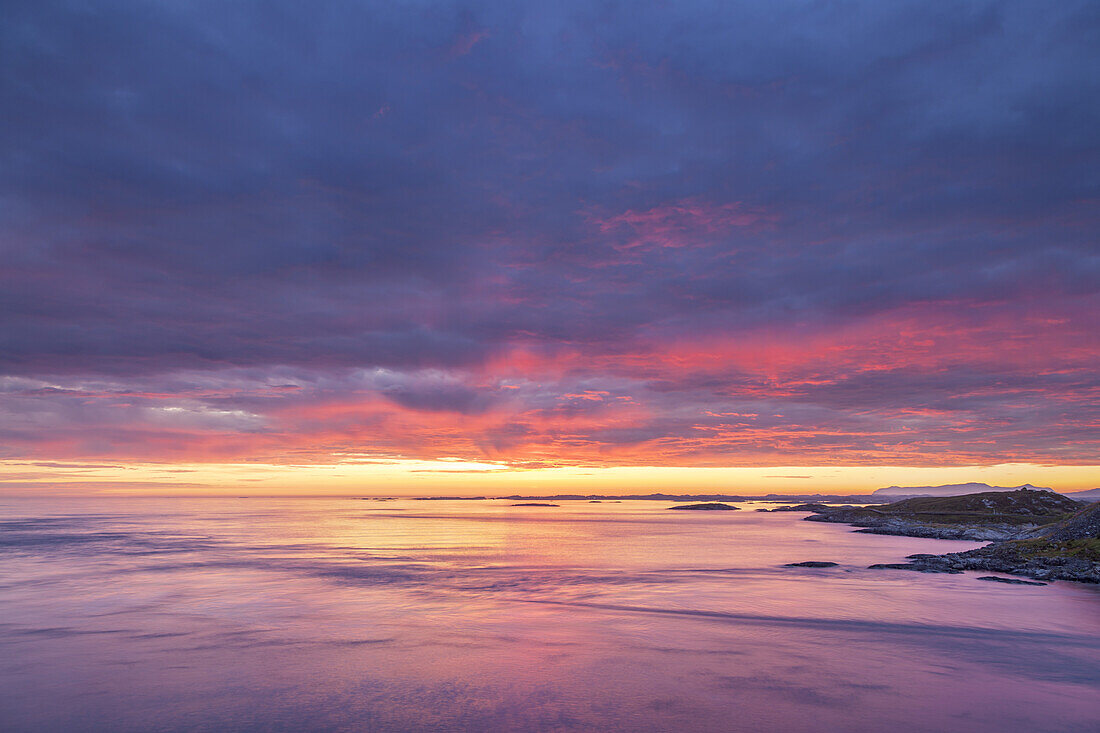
[0,497,1098,732]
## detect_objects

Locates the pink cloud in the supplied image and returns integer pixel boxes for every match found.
[592,198,774,250]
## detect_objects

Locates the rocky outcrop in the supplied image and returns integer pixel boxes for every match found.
[866,503,1100,584]
[804,489,1081,541]
[976,576,1047,586]
[869,542,1099,583]
[1040,501,1100,541]
[668,502,739,511]
[771,503,830,513]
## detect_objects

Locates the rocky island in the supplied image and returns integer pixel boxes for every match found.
[669,502,739,511]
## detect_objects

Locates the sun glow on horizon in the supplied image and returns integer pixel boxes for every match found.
[2,459,1097,497]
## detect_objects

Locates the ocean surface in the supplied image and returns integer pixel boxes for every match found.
[1,497,1098,732]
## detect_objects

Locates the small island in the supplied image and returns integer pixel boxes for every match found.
[509,502,560,507]
[668,502,739,511]
[771,503,830,513]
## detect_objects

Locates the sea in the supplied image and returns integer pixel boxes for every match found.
[1,497,1098,732]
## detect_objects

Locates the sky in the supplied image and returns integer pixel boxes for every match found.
[1,1,1098,495]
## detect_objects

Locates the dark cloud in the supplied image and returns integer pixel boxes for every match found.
[0,1,1097,465]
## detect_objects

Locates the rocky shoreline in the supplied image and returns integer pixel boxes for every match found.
[785,490,1100,584]
[804,508,1039,541]
[787,488,1083,540]
[866,539,1100,583]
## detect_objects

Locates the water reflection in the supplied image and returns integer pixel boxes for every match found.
[1,498,1098,732]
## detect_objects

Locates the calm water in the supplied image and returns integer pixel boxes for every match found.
[1,497,1098,732]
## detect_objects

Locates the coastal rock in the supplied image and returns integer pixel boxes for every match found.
[784,561,838,568]
[864,503,1100,583]
[869,562,962,574]
[669,502,739,511]
[510,503,560,507]
[1040,501,1100,541]
[805,489,1081,541]
[977,576,1047,586]
[870,546,1099,583]
[772,503,830,513]
[852,520,1035,541]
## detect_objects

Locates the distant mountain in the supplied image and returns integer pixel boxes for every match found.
[498,492,895,503]
[871,483,1051,497]
[1065,488,1100,501]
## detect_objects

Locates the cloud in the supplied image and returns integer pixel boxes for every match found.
[0,1,1097,470]
[591,199,774,251]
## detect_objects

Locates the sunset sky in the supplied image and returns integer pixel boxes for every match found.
[1,1,1098,495]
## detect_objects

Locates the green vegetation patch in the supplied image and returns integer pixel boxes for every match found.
[1009,538,1100,562]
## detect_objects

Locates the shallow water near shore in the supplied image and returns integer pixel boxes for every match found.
[1,497,1098,732]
